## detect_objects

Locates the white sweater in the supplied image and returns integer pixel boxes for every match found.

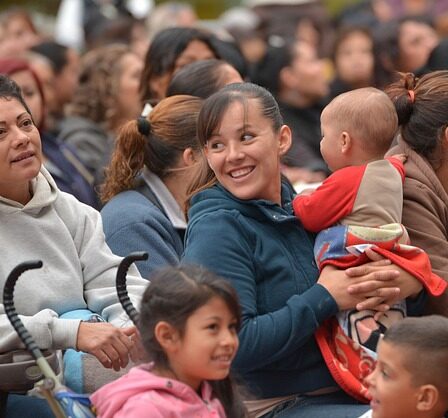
[0,167,147,352]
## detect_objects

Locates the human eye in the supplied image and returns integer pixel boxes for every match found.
[206,322,219,332]
[229,322,238,333]
[379,367,389,379]
[21,118,34,130]
[0,127,6,138]
[207,139,224,151]
[241,132,254,141]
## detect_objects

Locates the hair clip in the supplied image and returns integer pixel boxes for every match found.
[408,90,415,103]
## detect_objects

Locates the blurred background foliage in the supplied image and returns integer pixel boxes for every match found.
[0,0,362,19]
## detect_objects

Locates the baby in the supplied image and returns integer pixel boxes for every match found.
[293,87,446,401]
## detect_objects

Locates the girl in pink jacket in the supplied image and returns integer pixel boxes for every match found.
[91,265,246,418]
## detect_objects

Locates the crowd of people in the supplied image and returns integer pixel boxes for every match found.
[0,0,448,417]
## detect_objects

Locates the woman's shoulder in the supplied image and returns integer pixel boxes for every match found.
[102,190,170,223]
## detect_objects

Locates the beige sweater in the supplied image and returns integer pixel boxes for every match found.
[388,138,448,315]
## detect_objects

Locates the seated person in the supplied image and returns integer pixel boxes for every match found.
[182,82,425,417]
[0,75,147,417]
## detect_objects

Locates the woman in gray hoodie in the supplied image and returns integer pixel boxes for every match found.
[0,74,147,417]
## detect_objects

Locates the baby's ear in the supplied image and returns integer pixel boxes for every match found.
[340,131,352,154]
[154,321,181,352]
[416,384,439,412]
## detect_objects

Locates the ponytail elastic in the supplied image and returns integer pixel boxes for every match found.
[408,90,415,104]
[137,116,151,136]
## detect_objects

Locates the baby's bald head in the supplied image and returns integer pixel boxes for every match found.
[324,87,398,157]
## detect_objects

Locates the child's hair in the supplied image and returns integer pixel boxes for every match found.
[325,87,398,156]
[188,82,283,199]
[383,315,448,398]
[138,264,246,418]
[100,94,202,203]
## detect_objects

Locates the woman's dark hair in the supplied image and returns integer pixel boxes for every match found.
[188,82,283,199]
[251,40,294,97]
[139,27,219,103]
[139,264,246,418]
[101,94,202,202]
[417,37,448,75]
[209,37,248,80]
[385,70,448,165]
[166,59,239,99]
[373,15,435,87]
[0,74,31,114]
[30,41,69,76]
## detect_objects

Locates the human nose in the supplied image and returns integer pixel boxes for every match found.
[365,367,376,388]
[226,141,244,162]
[11,127,30,147]
[220,329,238,349]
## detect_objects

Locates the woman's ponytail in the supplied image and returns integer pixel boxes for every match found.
[385,72,417,126]
[385,70,448,161]
[100,119,148,203]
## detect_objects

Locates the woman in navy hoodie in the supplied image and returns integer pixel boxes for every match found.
[182,82,424,418]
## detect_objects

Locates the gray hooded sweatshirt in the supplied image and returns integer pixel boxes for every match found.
[0,167,146,352]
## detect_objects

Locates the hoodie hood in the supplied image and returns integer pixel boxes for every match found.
[0,166,58,215]
[91,364,223,418]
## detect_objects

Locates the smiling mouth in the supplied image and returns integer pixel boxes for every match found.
[11,151,34,163]
[229,167,254,178]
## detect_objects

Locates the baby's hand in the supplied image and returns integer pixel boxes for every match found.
[391,153,407,163]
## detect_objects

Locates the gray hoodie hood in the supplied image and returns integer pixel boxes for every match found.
[0,166,58,216]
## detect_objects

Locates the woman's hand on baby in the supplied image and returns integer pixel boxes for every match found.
[76,322,140,371]
[318,263,399,311]
[345,248,423,310]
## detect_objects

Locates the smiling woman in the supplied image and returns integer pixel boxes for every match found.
[0,74,148,418]
[182,82,424,418]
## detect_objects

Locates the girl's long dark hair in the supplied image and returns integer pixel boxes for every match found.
[139,265,247,418]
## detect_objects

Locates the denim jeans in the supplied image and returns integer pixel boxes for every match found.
[262,391,370,418]
[4,394,54,418]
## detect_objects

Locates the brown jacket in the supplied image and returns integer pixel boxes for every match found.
[388,138,448,315]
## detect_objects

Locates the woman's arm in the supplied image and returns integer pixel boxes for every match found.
[0,308,80,353]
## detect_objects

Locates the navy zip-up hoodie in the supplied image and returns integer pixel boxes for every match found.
[183,183,339,398]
